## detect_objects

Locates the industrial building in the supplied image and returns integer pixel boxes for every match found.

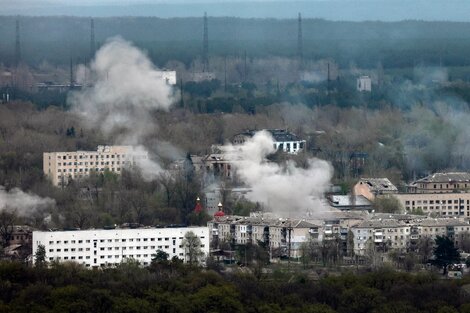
[32,226,209,268]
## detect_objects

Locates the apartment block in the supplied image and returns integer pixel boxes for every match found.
[352,219,411,255]
[406,172,470,193]
[32,226,209,268]
[209,215,324,259]
[43,145,148,186]
[394,193,470,217]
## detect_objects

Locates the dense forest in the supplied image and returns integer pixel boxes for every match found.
[0,261,469,313]
[4,17,470,67]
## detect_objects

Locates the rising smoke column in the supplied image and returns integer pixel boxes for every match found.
[223,131,333,217]
[0,186,55,216]
[69,37,176,180]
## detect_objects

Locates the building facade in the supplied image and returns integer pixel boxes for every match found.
[32,226,209,268]
[395,192,470,217]
[357,75,372,92]
[43,145,148,186]
[232,129,306,154]
[406,172,470,194]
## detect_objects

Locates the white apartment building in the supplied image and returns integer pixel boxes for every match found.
[32,226,209,268]
[155,70,177,85]
[357,75,372,92]
[43,145,148,186]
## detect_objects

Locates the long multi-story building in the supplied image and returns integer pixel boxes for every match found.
[406,172,470,194]
[32,226,209,268]
[43,145,148,186]
[395,192,470,217]
[209,215,326,259]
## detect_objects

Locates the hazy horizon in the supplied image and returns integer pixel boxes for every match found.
[4,0,470,22]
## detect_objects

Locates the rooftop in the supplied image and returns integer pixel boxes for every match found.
[329,195,372,208]
[414,172,470,184]
[357,178,398,192]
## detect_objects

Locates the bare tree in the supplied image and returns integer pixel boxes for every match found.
[182,231,204,265]
[0,209,17,247]
[417,236,434,263]
[457,231,470,253]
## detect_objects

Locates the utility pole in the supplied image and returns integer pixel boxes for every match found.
[224,56,227,93]
[15,17,21,67]
[287,221,292,271]
[243,50,247,82]
[180,78,184,108]
[202,12,209,72]
[90,18,95,60]
[69,57,74,89]
[297,13,303,66]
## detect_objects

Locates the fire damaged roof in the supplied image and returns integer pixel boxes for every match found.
[357,178,398,192]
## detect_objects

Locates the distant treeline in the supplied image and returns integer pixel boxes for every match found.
[3,16,470,68]
[0,261,469,313]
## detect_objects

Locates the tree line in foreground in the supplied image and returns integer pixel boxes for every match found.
[0,260,470,313]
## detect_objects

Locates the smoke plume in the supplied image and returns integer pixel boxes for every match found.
[223,131,333,217]
[69,37,176,180]
[0,186,55,216]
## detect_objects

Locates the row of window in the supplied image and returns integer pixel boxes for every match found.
[405,199,470,205]
[58,167,122,173]
[58,161,124,166]
[56,154,128,160]
[48,237,191,244]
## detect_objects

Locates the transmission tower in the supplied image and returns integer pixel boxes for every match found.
[15,17,21,67]
[297,13,303,65]
[70,57,75,88]
[202,12,209,72]
[90,18,95,60]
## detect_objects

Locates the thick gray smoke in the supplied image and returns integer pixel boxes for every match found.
[69,37,176,179]
[0,186,55,216]
[223,131,334,217]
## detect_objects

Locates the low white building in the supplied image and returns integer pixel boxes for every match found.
[155,70,177,85]
[232,129,306,154]
[32,226,209,268]
[357,75,372,92]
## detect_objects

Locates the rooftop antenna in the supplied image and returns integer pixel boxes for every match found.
[15,16,21,67]
[297,13,303,66]
[202,12,209,72]
[180,78,184,108]
[90,18,95,61]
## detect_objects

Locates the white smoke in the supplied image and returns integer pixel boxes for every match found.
[69,37,176,180]
[223,131,334,217]
[0,186,55,217]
